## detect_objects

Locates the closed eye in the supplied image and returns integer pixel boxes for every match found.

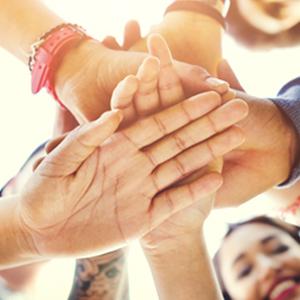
[238,265,252,279]
[271,244,289,255]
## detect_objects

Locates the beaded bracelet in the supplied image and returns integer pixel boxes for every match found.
[29,23,91,108]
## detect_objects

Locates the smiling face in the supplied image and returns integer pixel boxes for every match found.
[236,0,300,34]
[219,223,300,300]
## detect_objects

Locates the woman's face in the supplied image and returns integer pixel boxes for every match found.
[236,0,300,34]
[219,223,300,300]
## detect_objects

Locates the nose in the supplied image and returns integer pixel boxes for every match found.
[257,254,282,281]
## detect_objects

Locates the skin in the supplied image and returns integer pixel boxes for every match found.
[0,34,246,298]
[68,249,129,300]
[219,223,300,300]
[67,35,244,300]
[0,85,248,269]
[0,0,228,123]
[215,60,299,206]
[121,22,300,207]
[114,35,227,300]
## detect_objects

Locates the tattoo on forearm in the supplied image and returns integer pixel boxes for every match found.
[68,251,129,300]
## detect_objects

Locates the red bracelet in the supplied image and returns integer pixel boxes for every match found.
[31,24,91,109]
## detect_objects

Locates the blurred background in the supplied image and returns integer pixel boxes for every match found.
[0,0,299,299]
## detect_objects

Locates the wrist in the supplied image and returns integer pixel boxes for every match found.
[274,102,300,183]
[0,195,41,268]
[142,230,205,259]
[152,12,222,74]
[53,39,111,113]
[14,196,42,262]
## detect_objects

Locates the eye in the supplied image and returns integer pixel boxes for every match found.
[271,244,289,255]
[237,265,252,279]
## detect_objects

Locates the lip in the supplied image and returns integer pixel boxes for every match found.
[272,285,298,300]
[265,276,300,300]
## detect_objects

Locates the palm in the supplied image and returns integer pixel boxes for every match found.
[20,93,231,257]
[142,169,215,247]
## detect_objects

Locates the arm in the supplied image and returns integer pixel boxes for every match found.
[0,0,228,122]
[0,194,41,269]
[68,250,129,300]
[143,232,222,300]
[129,0,226,74]
[111,35,243,300]
[212,61,300,207]
[0,0,63,63]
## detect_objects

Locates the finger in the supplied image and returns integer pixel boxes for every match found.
[53,106,79,136]
[151,126,245,190]
[32,156,45,171]
[176,62,229,97]
[45,133,68,154]
[38,110,123,177]
[102,36,122,50]
[217,59,244,91]
[149,173,223,229]
[123,20,142,50]
[122,91,222,149]
[111,75,138,125]
[147,34,184,107]
[134,56,160,116]
[144,98,248,166]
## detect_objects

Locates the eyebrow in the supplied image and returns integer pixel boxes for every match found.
[260,235,277,245]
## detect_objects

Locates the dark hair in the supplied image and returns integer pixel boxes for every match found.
[226,0,300,49]
[213,215,300,300]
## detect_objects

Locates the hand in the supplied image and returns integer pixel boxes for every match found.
[54,36,229,123]
[215,60,300,206]
[18,85,246,259]
[124,11,223,75]
[110,35,248,250]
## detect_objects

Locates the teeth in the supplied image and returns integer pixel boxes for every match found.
[270,280,296,300]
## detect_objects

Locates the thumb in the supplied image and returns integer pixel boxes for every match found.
[38,110,123,177]
[217,59,245,91]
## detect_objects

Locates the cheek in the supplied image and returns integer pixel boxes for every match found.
[225,276,259,300]
[283,255,300,272]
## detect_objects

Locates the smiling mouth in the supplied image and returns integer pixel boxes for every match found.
[264,276,300,300]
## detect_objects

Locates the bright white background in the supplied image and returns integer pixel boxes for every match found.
[0,0,299,299]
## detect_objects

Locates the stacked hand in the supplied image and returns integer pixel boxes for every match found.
[53,31,228,123]
[16,35,248,261]
[215,61,299,206]
[109,34,248,249]
[115,22,299,208]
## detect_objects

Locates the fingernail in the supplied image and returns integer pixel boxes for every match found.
[206,77,229,90]
[96,110,123,124]
[222,89,237,102]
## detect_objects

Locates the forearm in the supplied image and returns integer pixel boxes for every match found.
[143,232,222,300]
[0,0,64,63]
[131,0,224,74]
[68,249,129,300]
[0,195,40,269]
